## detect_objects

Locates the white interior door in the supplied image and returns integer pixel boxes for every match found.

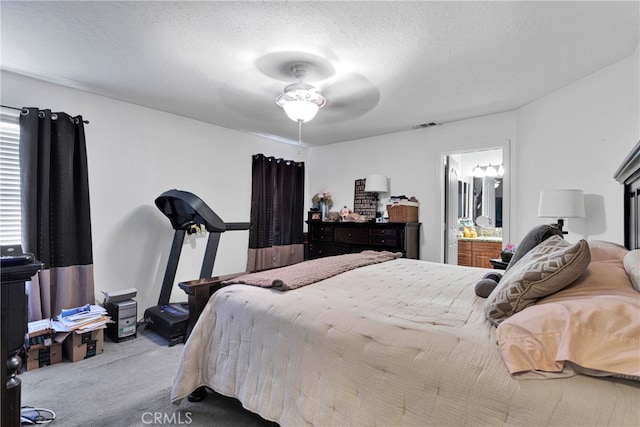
[445,156,459,264]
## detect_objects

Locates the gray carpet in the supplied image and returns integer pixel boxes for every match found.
[20,327,278,427]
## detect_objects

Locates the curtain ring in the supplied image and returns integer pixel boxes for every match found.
[51,113,58,120]
[21,108,29,116]
[38,111,45,118]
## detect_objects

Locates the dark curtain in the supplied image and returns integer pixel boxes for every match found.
[19,108,94,320]
[247,154,305,271]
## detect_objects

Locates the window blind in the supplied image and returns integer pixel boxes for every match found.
[0,107,22,245]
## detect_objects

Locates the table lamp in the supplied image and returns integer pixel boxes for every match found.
[364,174,388,218]
[537,189,585,234]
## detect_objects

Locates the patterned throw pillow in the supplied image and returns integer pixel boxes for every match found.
[485,235,591,326]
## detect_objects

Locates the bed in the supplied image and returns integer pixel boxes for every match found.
[171,143,640,426]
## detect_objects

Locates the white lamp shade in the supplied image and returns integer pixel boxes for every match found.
[538,189,586,219]
[282,100,319,123]
[364,174,388,193]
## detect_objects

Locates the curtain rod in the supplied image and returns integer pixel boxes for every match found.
[1,104,90,124]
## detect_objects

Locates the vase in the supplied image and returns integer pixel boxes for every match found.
[319,201,328,220]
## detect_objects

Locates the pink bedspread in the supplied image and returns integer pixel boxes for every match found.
[221,250,401,290]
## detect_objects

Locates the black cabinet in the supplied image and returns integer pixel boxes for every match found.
[307,221,421,259]
[2,260,42,427]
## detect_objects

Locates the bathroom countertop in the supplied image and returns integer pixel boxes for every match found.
[457,236,503,243]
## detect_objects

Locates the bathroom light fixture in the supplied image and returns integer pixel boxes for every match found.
[473,164,504,178]
[472,164,485,177]
[537,189,586,234]
[276,65,326,123]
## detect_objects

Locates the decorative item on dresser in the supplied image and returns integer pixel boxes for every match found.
[306,221,420,259]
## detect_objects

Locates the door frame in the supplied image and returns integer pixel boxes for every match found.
[437,139,512,264]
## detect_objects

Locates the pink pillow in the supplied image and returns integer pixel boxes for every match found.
[588,240,629,262]
[496,259,640,380]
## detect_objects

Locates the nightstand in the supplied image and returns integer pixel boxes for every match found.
[489,258,509,270]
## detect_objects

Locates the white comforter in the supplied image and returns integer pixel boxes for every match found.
[171,259,640,426]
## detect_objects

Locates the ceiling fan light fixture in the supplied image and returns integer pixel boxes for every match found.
[276,88,326,123]
[276,64,326,123]
[281,100,320,123]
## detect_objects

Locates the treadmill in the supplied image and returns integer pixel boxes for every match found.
[144,189,249,346]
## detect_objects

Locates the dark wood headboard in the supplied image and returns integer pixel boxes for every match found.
[614,140,640,250]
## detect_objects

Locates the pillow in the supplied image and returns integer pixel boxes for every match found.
[623,250,640,292]
[496,259,640,380]
[485,236,591,326]
[589,240,629,262]
[505,224,563,271]
[474,271,503,298]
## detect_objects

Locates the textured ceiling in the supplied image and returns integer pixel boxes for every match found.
[1,1,638,146]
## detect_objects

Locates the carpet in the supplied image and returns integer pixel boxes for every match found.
[20,327,277,427]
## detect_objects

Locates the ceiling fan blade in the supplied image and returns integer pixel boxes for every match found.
[319,73,380,120]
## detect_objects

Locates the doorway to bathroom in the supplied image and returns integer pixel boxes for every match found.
[441,143,510,266]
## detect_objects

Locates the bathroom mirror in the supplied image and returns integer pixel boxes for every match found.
[471,177,503,227]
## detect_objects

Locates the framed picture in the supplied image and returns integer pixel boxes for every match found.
[308,211,322,221]
[353,178,376,217]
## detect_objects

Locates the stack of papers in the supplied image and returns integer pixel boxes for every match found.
[53,304,112,333]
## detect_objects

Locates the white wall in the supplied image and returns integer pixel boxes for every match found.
[515,44,639,244]
[308,112,516,262]
[309,43,639,257]
[1,71,308,312]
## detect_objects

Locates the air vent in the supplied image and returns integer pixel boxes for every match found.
[412,122,442,129]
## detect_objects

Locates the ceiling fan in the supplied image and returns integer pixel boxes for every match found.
[217,51,381,144]
[275,64,326,123]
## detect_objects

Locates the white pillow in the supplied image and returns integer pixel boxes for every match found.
[623,250,640,292]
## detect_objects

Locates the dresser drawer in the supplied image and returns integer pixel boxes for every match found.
[369,228,398,238]
[334,227,368,244]
[309,242,349,258]
[310,224,333,233]
[369,236,399,248]
[310,231,333,242]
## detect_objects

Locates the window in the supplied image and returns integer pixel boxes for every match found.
[0,107,22,245]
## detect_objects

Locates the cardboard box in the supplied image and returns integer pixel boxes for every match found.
[386,203,419,223]
[25,342,62,371]
[26,319,55,350]
[63,329,104,362]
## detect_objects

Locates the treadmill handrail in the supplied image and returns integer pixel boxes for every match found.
[155,189,226,233]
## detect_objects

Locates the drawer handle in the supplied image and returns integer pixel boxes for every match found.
[381,239,385,243]
[348,233,352,237]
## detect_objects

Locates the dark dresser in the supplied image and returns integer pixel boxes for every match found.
[307,221,421,260]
